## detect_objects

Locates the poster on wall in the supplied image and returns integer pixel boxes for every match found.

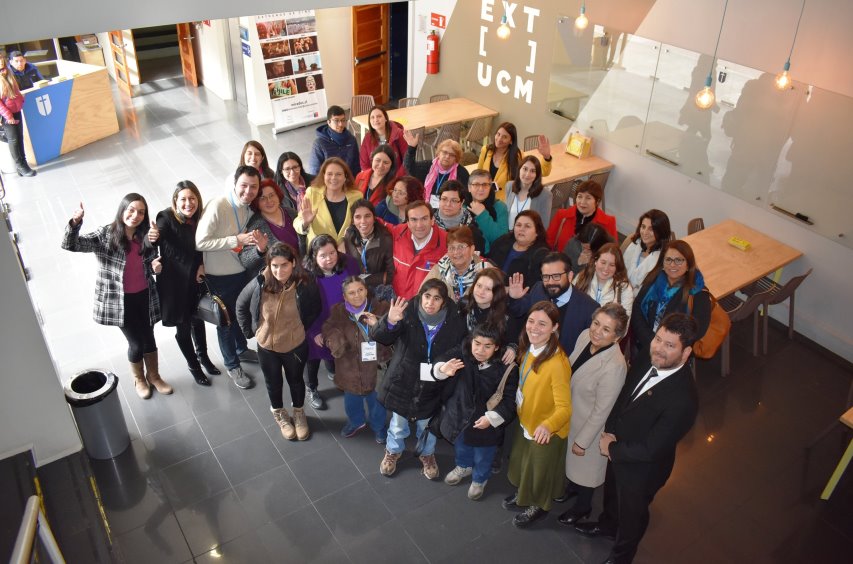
[255,11,328,133]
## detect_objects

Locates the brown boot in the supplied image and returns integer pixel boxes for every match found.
[131,361,151,399]
[143,351,173,395]
[292,407,310,441]
[380,450,402,476]
[272,408,296,440]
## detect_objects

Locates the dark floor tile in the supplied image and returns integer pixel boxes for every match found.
[213,429,284,485]
[264,416,341,463]
[258,505,347,563]
[115,513,192,564]
[142,418,210,469]
[174,489,251,557]
[399,493,490,561]
[233,464,310,528]
[158,451,230,510]
[194,530,273,563]
[55,526,120,564]
[196,399,263,448]
[342,519,427,564]
[365,458,453,517]
[123,389,195,436]
[314,479,393,545]
[288,443,363,501]
[439,519,580,564]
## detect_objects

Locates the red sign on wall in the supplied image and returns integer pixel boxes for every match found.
[430,13,447,29]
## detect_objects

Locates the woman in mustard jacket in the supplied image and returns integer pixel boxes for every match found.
[296,157,363,245]
[503,300,572,528]
[477,122,552,200]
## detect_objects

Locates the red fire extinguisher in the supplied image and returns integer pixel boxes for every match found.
[426,30,439,74]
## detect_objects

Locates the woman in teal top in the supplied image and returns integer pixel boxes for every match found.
[468,169,508,254]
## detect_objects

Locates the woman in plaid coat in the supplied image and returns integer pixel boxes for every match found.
[62,193,168,400]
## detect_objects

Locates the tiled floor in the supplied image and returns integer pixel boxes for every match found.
[4,78,853,563]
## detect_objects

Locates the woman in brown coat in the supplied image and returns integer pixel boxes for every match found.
[322,276,392,442]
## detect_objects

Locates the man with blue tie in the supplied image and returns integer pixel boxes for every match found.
[507,251,598,353]
[574,313,699,564]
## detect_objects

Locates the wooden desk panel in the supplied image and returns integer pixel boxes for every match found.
[682,220,803,298]
[352,97,498,137]
[465,145,613,185]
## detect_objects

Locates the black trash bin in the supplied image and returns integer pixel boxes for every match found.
[64,369,130,460]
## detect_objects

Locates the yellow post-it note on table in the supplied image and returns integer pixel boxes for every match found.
[728,236,751,251]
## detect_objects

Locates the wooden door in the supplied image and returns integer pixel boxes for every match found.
[176,23,199,87]
[108,30,133,96]
[352,4,389,105]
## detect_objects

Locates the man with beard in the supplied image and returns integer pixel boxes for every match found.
[507,251,598,354]
[573,313,699,564]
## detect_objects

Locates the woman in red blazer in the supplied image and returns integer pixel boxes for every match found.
[547,180,616,252]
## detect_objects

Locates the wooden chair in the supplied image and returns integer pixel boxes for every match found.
[398,97,420,108]
[588,171,611,211]
[820,406,853,500]
[429,94,449,103]
[523,135,540,151]
[408,126,429,162]
[462,116,493,155]
[687,217,705,235]
[350,94,375,136]
[742,268,813,353]
[717,291,771,376]
[427,122,463,160]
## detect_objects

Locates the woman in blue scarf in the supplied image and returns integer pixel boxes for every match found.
[631,240,711,362]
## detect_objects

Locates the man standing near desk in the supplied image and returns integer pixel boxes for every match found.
[307,105,360,176]
[7,51,44,90]
[507,251,598,352]
[574,313,699,564]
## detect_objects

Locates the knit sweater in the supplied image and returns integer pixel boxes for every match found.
[195,191,254,276]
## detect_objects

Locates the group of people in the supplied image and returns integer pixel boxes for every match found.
[1,50,42,177]
[63,111,711,563]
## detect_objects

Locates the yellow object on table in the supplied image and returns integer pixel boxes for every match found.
[820,407,853,500]
[727,236,751,251]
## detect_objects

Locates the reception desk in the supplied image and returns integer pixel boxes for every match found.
[22,60,119,165]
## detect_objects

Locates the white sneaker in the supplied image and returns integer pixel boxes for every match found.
[468,480,487,500]
[444,465,473,486]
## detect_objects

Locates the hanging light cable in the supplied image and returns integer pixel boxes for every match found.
[497,14,511,39]
[575,1,589,31]
[695,0,730,110]
[775,0,806,90]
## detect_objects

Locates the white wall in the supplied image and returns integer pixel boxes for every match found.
[316,7,355,107]
[197,19,234,101]
[410,0,457,96]
[239,16,274,125]
[0,231,82,466]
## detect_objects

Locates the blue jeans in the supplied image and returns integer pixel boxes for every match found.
[344,391,387,433]
[386,412,436,456]
[205,272,249,370]
[454,434,497,484]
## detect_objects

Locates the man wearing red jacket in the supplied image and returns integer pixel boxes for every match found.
[390,201,447,299]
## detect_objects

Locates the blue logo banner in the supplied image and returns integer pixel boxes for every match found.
[22,80,73,163]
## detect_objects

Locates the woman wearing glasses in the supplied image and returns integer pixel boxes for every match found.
[375,176,423,225]
[402,131,469,206]
[631,240,711,360]
[422,226,493,302]
[239,180,300,275]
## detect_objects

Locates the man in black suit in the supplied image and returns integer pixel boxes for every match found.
[507,251,598,353]
[574,313,699,564]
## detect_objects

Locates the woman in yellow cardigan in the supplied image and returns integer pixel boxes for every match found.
[504,300,572,528]
[296,157,363,246]
[477,122,553,201]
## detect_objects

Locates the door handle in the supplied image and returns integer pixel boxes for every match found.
[354,50,386,65]
[182,36,195,40]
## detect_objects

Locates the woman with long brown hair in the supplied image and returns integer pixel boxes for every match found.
[574,242,635,320]
[0,52,35,176]
[476,122,552,199]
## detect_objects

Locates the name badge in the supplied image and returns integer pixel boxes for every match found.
[515,389,524,408]
[361,341,377,362]
[419,362,434,381]
[359,273,371,280]
[429,194,440,209]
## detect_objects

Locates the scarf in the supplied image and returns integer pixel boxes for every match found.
[640,270,706,330]
[417,301,448,327]
[345,301,368,316]
[328,128,350,146]
[438,209,466,229]
[283,179,305,208]
[436,255,485,301]
[424,160,459,196]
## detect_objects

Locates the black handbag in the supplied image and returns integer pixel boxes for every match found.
[195,279,231,327]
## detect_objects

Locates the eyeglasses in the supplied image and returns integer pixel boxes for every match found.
[470,182,490,189]
[282,166,300,173]
[439,197,461,204]
[447,244,470,252]
[329,118,347,125]
[663,257,686,266]
[541,272,567,281]
[258,194,278,202]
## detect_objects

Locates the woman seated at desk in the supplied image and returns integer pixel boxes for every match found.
[547,180,616,254]
[477,122,552,200]
[622,209,671,291]
[506,155,553,230]
[402,131,469,207]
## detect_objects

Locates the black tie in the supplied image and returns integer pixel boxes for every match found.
[629,368,658,402]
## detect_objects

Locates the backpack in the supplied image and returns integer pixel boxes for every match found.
[688,289,731,359]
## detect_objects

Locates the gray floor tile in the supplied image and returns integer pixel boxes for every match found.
[194,530,273,563]
[115,513,192,564]
[313,478,393,545]
[158,451,230,510]
[142,418,211,469]
[233,464,311,528]
[174,489,251,557]
[258,505,348,564]
[213,429,284,485]
[341,519,428,564]
[196,399,264,448]
[288,443,364,502]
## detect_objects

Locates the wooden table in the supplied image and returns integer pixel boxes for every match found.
[682,220,803,298]
[352,97,498,140]
[820,406,853,499]
[465,145,613,185]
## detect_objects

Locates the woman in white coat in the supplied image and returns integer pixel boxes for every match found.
[557,303,629,525]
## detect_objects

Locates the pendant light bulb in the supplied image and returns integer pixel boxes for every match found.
[497,15,511,39]
[695,75,715,110]
[774,60,792,90]
[575,5,589,31]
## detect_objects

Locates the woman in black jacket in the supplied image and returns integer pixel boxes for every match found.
[369,278,468,480]
[433,324,518,500]
[488,210,550,283]
[236,242,321,441]
[340,199,395,299]
[153,181,221,385]
[274,151,315,254]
